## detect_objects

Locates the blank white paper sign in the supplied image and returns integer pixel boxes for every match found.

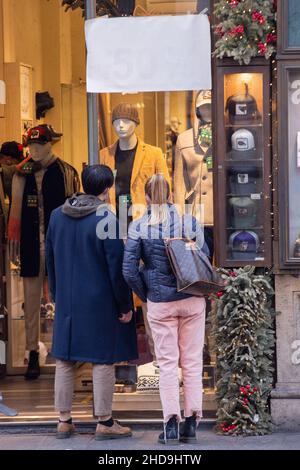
[85,14,211,93]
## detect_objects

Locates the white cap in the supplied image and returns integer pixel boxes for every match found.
[196,90,212,108]
[231,129,255,151]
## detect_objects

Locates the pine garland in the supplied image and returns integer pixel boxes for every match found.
[213,0,277,65]
[210,266,275,436]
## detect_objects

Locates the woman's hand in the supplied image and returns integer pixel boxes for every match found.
[119,311,133,324]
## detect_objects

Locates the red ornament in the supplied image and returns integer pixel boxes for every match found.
[215,25,225,38]
[229,25,244,37]
[228,271,237,277]
[258,42,267,55]
[266,33,277,44]
[252,10,266,24]
[229,0,239,6]
[216,291,224,298]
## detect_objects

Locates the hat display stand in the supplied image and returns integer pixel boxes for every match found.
[213,60,272,267]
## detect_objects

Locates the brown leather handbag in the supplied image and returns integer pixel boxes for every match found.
[164,238,224,296]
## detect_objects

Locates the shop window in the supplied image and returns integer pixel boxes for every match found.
[214,65,272,267]
[278,63,300,269]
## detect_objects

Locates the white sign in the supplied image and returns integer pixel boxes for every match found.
[85,14,211,93]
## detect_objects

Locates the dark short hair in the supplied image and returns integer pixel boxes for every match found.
[81,164,114,196]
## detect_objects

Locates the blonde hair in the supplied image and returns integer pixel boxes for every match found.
[145,174,170,226]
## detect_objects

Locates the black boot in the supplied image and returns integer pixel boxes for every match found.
[158,415,179,445]
[24,350,40,380]
[180,414,198,443]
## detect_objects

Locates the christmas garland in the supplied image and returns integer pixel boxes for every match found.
[210,266,275,435]
[213,0,277,65]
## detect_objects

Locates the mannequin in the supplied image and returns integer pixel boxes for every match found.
[166,116,181,178]
[100,103,170,224]
[173,90,214,256]
[8,125,79,380]
[100,103,170,362]
[173,91,213,366]
[0,142,24,226]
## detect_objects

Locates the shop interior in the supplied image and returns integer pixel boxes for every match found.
[0,0,266,423]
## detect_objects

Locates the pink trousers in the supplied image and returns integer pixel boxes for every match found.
[147,296,206,423]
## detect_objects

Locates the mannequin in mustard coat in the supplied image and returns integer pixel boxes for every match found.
[100,103,170,221]
[100,103,170,362]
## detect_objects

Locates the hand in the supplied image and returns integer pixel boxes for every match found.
[119,311,133,324]
[9,240,20,265]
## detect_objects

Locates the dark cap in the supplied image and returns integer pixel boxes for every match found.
[226,84,259,125]
[27,126,53,145]
[229,197,258,229]
[229,230,260,260]
[0,141,23,160]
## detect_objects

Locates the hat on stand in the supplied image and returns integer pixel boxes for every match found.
[228,164,260,196]
[229,230,260,260]
[229,128,257,160]
[229,196,258,229]
[226,83,259,124]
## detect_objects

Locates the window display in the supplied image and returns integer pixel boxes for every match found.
[287,0,300,48]
[214,66,272,267]
[98,89,217,405]
[278,64,300,269]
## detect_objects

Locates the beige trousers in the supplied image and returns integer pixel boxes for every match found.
[141,302,156,361]
[55,360,116,418]
[23,250,45,351]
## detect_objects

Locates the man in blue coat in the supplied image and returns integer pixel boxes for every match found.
[46,164,138,440]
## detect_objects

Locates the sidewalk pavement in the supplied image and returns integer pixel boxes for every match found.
[0,424,300,450]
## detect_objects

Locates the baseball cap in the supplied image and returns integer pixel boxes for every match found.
[228,164,261,196]
[228,230,260,260]
[226,84,259,124]
[229,129,257,160]
[38,124,63,141]
[229,197,258,229]
[196,90,212,123]
[26,126,53,145]
[0,141,23,160]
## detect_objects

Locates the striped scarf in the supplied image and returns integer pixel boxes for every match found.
[8,154,58,242]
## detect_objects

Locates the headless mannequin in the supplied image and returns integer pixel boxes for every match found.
[174,91,213,252]
[174,92,213,366]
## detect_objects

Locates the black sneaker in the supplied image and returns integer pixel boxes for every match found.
[158,415,179,445]
[24,350,40,380]
[179,414,198,443]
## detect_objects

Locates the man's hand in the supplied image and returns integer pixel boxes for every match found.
[9,240,20,265]
[119,311,133,324]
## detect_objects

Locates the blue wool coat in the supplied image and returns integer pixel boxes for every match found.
[46,203,138,364]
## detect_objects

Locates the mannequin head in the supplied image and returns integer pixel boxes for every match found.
[113,118,137,140]
[195,90,212,125]
[26,125,53,161]
[112,103,140,147]
[29,142,52,161]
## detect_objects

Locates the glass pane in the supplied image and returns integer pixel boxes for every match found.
[9,264,55,368]
[99,87,215,392]
[288,0,300,48]
[135,0,202,16]
[288,69,300,259]
[224,73,265,262]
